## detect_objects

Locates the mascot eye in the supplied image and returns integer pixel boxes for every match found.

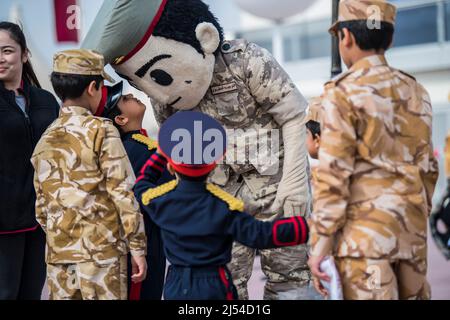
[150,69,173,86]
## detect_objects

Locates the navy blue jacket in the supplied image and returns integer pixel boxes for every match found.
[0,80,59,232]
[121,131,173,182]
[134,153,309,267]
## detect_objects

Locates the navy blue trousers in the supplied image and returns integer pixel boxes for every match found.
[164,265,238,300]
[128,213,166,300]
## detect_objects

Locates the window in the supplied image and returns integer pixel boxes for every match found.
[393,4,438,47]
[236,31,273,54]
[283,19,331,62]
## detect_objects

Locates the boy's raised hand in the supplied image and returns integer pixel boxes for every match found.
[131,255,147,283]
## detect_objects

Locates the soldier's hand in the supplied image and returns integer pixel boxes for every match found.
[131,255,147,283]
[308,255,330,297]
[312,276,329,298]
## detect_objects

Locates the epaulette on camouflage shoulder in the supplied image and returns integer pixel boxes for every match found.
[325,70,352,88]
[141,180,178,206]
[220,39,248,54]
[206,183,244,212]
[396,69,416,81]
[132,133,158,151]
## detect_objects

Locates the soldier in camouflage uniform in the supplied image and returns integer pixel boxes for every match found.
[82,0,316,300]
[308,0,439,300]
[30,50,147,300]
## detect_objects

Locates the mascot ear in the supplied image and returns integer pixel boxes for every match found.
[195,22,220,55]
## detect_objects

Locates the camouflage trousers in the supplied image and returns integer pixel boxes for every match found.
[227,181,321,300]
[335,256,430,300]
[46,255,127,300]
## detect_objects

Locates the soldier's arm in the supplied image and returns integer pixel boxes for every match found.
[421,89,439,214]
[32,168,47,233]
[309,86,357,257]
[133,151,168,202]
[99,124,146,257]
[243,42,307,125]
[225,211,309,249]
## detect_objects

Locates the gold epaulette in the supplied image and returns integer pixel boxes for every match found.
[142,180,178,205]
[132,134,158,151]
[206,183,244,212]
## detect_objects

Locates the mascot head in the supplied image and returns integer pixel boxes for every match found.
[82,0,223,110]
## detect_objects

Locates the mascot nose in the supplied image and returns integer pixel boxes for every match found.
[185,80,192,84]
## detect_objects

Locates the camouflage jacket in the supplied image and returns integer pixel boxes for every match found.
[31,106,146,264]
[310,55,439,259]
[152,39,309,209]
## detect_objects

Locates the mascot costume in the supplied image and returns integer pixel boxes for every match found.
[83,0,317,300]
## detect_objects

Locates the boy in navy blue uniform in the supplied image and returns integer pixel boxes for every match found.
[98,82,173,300]
[134,111,309,300]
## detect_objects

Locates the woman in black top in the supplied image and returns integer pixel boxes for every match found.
[0,22,59,299]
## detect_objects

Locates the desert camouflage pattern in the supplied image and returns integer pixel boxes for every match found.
[335,256,430,300]
[47,255,127,300]
[53,49,115,83]
[152,40,312,300]
[329,0,397,35]
[31,106,146,264]
[306,96,323,123]
[310,55,439,263]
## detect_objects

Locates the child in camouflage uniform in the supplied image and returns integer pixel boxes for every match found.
[305,97,323,160]
[30,49,147,300]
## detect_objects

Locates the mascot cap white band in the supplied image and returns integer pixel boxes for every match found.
[81,0,168,65]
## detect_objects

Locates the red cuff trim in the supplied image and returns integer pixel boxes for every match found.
[273,217,299,247]
[218,267,234,301]
[296,216,307,244]
[118,0,168,65]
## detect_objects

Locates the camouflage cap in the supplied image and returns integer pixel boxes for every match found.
[329,0,397,36]
[306,96,323,123]
[53,49,115,83]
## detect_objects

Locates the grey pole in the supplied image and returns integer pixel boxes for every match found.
[331,0,342,78]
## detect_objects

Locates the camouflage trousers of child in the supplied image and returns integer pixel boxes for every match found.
[46,255,127,300]
[227,181,322,300]
[335,256,430,300]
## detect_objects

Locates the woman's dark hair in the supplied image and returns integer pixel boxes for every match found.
[50,72,103,102]
[0,21,41,88]
[337,20,394,52]
[306,120,321,139]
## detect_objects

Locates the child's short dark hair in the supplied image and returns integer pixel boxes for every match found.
[306,120,321,138]
[50,72,103,101]
[103,104,123,133]
[337,20,394,51]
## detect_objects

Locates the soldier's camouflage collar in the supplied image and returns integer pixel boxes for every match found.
[326,55,389,87]
[60,105,94,117]
[349,54,388,73]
